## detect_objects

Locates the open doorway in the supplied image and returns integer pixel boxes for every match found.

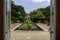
[4,0,56,40]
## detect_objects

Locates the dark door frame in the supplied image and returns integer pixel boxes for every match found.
[56,0,60,40]
[0,0,60,40]
[0,0,4,40]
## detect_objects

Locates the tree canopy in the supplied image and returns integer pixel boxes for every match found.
[11,1,26,23]
[30,6,50,25]
[11,1,50,25]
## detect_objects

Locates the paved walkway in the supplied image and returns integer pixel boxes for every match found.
[10,23,50,31]
[10,23,22,31]
[10,31,50,40]
[10,23,50,40]
[35,23,50,31]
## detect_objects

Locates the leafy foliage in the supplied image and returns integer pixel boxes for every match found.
[30,9,46,23]
[18,16,27,22]
[11,1,50,25]
[11,1,27,23]
[15,20,43,31]
[30,6,50,25]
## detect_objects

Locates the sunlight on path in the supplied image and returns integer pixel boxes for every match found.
[10,31,50,40]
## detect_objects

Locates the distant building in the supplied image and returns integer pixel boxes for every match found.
[26,14,30,20]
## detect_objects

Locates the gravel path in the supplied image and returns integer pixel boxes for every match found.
[10,31,50,40]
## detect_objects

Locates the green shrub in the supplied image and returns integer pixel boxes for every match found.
[43,20,49,25]
[15,20,43,31]
[19,16,27,22]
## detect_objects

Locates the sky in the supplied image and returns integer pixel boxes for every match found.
[12,0,50,13]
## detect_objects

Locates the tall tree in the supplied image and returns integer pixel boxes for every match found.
[11,1,26,23]
[30,10,46,22]
[30,6,50,25]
